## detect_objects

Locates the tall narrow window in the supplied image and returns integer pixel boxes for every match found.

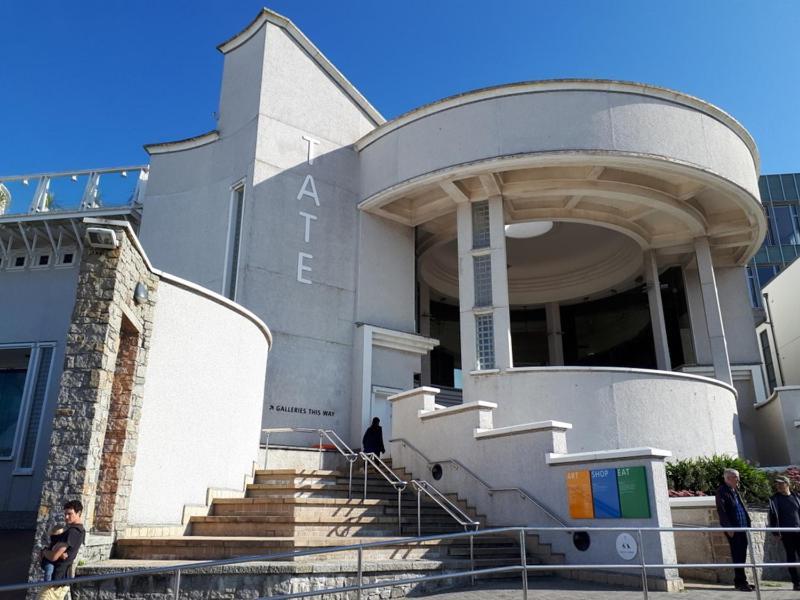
[17,346,53,471]
[226,185,245,300]
[473,255,493,307]
[472,201,490,249]
[760,331,777,394]
[475,313,496,370]
[0,348,31,458]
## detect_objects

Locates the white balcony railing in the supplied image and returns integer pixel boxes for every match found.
[0,165,148,217]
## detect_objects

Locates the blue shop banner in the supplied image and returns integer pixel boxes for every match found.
[590,468,621,518]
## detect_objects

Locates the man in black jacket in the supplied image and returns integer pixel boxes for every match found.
[768,475,800,591]
[716,468,754,592]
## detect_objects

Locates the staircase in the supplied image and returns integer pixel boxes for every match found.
[114,461,561,572]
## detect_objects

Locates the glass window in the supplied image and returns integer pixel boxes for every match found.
[471,201,490,249]
[226,185,245,300]
[768,175,784,202]
[746,265,760,308]
[781,174,799,201]
[0,348,31,458]
[473,255,493,307]
[760,331,777,393]
[773,205,800,245]
[17,346,53,470]
[475,313,495,370]
[758,177,771,202]
[763,210,775,245]
[756,265,778,288]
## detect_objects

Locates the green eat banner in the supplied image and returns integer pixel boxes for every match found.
[617,466,650,518]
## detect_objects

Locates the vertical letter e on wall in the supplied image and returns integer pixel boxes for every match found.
[297,252,313,284]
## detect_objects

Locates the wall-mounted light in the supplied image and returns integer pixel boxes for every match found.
[504,221,554,239]
[134,282,149,305]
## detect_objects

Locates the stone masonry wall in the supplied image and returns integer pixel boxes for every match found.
[27,224,158,583]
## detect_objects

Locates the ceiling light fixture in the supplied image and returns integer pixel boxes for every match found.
[504,221,554,239]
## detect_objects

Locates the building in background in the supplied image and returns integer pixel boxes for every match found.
[754,258,800,466]
[747,172,800,306]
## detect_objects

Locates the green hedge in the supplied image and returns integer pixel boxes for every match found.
[666,455,772,504]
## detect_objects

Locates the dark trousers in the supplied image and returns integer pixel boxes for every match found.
[781,532,800,585]
[727,532,750,587]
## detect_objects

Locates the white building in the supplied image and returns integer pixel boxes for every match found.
[0,9,791,589]
[754,258,800,465]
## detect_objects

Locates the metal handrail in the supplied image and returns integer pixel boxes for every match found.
[262,427,359,498]
[391,437,568,527]
[4,526,800,600]
[359,451,407,535]
[412,479,480,534]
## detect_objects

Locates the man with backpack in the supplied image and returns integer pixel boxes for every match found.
[768,476,800,591]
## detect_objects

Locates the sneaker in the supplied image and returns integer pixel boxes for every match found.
[792,582,800,591]
[735,584,754,592]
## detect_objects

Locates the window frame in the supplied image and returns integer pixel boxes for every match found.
[0,343,37,462]
[13,343,56,475]
[223,179,247,301]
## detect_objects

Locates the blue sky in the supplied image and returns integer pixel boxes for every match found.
[2,0,799,186]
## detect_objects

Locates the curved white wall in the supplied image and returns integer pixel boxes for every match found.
[128,279,270,525]
[358,82,759,203]
[469,367,740,459]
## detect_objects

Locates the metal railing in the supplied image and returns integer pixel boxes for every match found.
[391,437,568,527]
[359,451,407,534]
[262,427,359,498]
[4,525,800,600]
[0,166,149,216]
[411,479,480,535]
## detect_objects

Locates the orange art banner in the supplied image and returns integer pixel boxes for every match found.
[566,470,594,519]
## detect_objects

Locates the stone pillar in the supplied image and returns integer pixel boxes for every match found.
[456,202,478,374]
[644,250,671,371]
[419,281,432,386]
[545,302,564,366]
[694,237,732,385]
[27,225,158,579]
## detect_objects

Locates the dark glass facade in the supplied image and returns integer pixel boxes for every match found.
[748,173,800,306]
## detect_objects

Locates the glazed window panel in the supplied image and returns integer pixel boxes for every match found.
[475,313,495,370]
[767,175,784,202]
[780,174,799,201]
[226,185,245,301]
[17,346,54,470]
[773,205,800,245]
[760,331,777,393]
[472,201,490,249]
[473,255,493,307]
[0,348,31,458]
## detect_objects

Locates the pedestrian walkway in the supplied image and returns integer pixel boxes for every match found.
[414,577,798,599]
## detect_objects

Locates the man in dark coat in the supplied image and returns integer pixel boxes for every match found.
[768,475,800,590]
[362,417,385,456]
[716,468,754,592]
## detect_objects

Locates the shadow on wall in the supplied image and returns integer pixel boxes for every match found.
[0,529,34,594]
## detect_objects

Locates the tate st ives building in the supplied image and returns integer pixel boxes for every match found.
[0,8,794,595]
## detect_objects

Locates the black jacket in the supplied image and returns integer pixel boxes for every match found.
[52,523,85,580]
[768,492,800,528]
[715,483,751,529]
[362,425,385,455]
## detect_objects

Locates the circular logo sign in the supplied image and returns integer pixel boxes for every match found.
[616,533,638,561]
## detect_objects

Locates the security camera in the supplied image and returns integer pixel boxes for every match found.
[86,227,119,249]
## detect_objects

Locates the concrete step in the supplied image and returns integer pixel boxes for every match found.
[210,497,452,518]
[189,515,465,537]
[114,535,525,562]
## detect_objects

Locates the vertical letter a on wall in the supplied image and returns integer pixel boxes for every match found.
[297,175,320,207]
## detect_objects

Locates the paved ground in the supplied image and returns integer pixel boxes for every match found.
[415,577,799,599]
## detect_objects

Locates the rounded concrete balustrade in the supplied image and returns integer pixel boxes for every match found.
[469,366,740,460]
[357,80,766,283]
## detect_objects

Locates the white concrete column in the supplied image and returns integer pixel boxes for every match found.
[419,281,432,385]
[644,250,671,371]
[487,197,513,370]
[693,237,733,385]
[456,202,477,374]
[545,302,564,366]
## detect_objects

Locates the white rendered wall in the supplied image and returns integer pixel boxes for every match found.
[763,259,800,385]
[468,367,740,459]
[752,388,800,466]
[0,266,79,517]
[128,280,269,525]
[358,84,759,203]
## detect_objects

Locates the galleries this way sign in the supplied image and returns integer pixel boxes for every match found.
[566,466,651,519]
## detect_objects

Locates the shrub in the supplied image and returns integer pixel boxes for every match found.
[666,455,772,504]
